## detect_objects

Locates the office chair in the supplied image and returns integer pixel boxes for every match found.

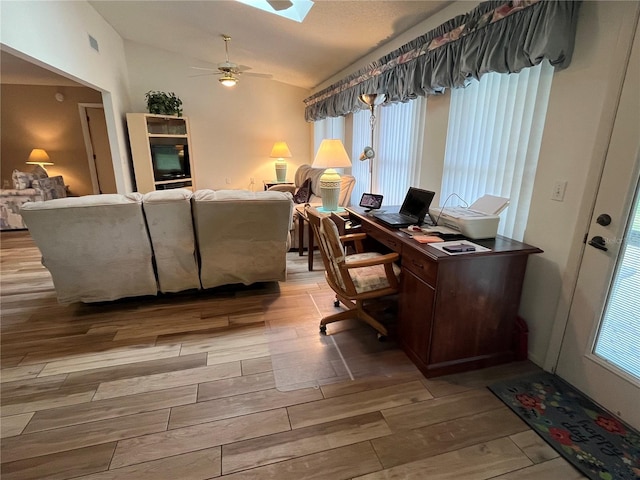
[305,206,400,338]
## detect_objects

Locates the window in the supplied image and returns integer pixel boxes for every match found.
[441,60,554,240]
[313,116,345,155]
[351,97,426,206]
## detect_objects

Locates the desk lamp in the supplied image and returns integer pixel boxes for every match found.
[270,141,292,182]
[26,149,54,173]
[312,139,351,212]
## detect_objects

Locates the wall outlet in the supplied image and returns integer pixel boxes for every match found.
[225,177,231,185]
[552,180,567,201]
[250,178,254,184]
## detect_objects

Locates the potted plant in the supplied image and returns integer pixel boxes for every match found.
[145,91,183,117]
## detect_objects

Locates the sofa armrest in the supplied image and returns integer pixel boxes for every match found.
[268,184,296,195]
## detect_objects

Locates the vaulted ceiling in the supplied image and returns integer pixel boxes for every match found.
[89,0,451,89]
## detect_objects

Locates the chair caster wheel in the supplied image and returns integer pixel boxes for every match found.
[377,333,387,342]
[319,325,327,334]
[334,300,340,307]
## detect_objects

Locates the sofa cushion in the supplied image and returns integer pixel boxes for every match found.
[142,189,201,293]
[12,168,46,190]
[32,175,67,200]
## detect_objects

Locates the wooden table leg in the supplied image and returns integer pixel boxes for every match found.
[298,211,305,256]
[308,219,314,271]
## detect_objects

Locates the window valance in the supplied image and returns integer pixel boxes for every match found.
[304,0,581,122]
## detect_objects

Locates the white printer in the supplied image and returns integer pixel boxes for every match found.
[429,195,509,239]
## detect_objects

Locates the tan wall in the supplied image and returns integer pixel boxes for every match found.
[1,84,102,196]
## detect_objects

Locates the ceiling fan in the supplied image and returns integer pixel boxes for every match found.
[190,35,272,87]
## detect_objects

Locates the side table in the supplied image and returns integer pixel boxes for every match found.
[296,206,349,271]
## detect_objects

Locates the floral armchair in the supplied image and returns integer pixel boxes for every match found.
[1,167,67,230]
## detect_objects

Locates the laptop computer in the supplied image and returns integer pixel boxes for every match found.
[373,187,435,228]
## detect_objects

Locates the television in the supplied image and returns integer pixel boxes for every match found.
[150,144,190,181]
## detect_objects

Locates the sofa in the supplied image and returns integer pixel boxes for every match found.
[268,164,355,250]
[1,168,67,230]
[20,189,293,304]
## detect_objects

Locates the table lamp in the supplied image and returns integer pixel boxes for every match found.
[26,149,54,172]
[312,139,351,212]
[270,141,292,182]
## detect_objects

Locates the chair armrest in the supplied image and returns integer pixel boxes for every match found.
[268,185,296,194]
[340,233,367,243]
[344,252,399,269]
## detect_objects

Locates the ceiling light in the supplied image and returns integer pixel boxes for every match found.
[236,0,313,23]
[219,73,238,87]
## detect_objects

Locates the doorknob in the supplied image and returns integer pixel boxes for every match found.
[588,235,608,251]
[596,214,612,226]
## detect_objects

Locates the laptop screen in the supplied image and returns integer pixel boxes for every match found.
[399,187,435,221]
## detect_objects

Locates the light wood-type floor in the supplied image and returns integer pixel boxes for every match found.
[0,230,587,479]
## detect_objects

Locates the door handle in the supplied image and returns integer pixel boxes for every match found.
[588,235,608,251]
[596,214,612,226]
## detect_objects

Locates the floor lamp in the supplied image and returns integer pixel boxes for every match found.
[358,93,385,193]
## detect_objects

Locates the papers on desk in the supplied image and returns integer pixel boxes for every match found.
[430,240,491,255]
[400,225,461,236]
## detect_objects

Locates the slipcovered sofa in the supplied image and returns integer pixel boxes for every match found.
[268,164,355,250]
[1,168,67,230]
[21,189,293,304]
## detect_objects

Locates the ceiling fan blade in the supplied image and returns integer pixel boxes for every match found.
[190,66,219,72]
[188,72,221,78]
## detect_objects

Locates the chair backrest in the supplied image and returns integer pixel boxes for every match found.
[305,206,356,296]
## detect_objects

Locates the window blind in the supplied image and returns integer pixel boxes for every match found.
[441,60,554,240]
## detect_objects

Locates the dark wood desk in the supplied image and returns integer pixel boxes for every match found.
[347,207,542,378]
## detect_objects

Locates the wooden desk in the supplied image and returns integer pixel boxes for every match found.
[347,207,542,378]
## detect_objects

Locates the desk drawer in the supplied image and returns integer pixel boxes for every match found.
[402,246,437,286]
[361,222,403,252]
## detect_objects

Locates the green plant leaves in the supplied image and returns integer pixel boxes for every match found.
[145,91,183,117]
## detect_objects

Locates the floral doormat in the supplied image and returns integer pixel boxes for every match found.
[489,372,640,480]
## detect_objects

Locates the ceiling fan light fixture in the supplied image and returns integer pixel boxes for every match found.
[219,73,238,87]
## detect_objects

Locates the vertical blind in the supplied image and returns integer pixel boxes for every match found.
[313,116,345,155]
[594,181,640,380]
[351,97,426,206]
[441,60,554,240]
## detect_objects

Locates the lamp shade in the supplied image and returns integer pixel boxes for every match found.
[312,139,351,169]
[26,149,53,166]
[269,141,292,158]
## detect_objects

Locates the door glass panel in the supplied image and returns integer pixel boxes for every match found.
[594,178,640,380]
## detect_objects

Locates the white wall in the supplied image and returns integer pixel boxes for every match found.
[124,42,311,191]
[311,1,640,366]
[0,0,134,192]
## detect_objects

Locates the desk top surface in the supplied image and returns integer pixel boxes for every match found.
[347,206,543,260]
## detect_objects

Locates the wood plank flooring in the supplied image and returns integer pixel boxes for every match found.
[0,230,586,479]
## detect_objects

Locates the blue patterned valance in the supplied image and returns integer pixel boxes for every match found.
[304,0,581,122]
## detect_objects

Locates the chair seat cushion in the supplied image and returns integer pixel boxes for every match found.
[345,252,401,294]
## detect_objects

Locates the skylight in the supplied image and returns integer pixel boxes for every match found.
[235,0,314,23]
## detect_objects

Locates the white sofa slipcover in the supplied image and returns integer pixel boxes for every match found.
[192,189,293,289]
[21,194,158,304]
[142,189,201,293]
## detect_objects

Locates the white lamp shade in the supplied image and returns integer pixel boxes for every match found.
[312,139,351,169]
[26,149,53,166]
[270,141,292,158]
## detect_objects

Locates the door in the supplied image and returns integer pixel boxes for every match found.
[555,21,640,429]
[79,104,117,194]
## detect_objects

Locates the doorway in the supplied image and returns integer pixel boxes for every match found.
[79,104,117,194]
[555,20,640,429]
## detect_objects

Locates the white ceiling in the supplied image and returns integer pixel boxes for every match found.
[1,1,451,90]
[88,0,452,90]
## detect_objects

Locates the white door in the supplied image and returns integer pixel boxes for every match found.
[555,22,640,429]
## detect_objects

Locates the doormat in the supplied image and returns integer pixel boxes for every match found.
[489,371,640,480]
